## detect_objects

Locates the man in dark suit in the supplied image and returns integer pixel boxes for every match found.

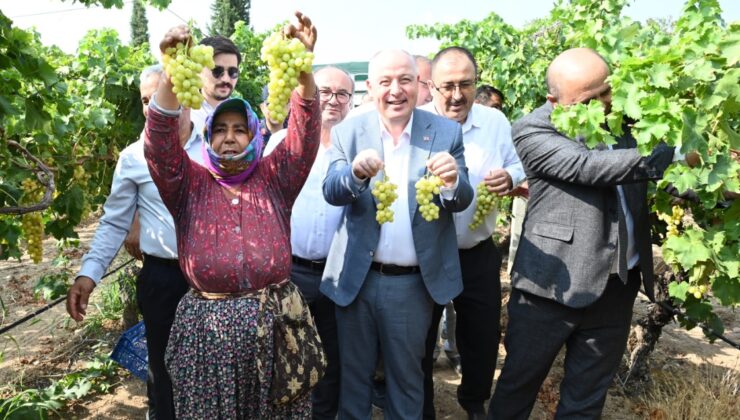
[321,49,473,419]
[488,48,680,419]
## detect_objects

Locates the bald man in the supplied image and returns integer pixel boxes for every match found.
[488,48,680,419]
[321,49,473,419]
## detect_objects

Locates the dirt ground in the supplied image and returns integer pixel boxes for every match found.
[1,220,737,419]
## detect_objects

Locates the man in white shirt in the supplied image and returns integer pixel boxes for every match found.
[269,66,353,418]
[66,65,204,420]
[321,49,473,419]
[420,47,524,420]
[191,36,241,134]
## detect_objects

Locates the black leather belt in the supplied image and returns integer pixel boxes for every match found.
[370,262,421,276]
[291,255,326,271]
[143,254,180,267]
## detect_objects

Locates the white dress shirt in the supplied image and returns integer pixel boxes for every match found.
[421,103,525,249]
[289,144,345,260]
[191,100,216,137]
[77,129,204,283]
[372,115,419,266]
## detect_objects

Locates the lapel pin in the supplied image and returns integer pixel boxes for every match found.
[423,135,431,142]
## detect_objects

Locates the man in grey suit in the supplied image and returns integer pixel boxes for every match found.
[321,49,474,419]
[488,48,679,419]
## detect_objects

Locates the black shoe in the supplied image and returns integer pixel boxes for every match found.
[371,378,386,410]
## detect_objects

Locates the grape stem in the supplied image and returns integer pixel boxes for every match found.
[0,140,55,215]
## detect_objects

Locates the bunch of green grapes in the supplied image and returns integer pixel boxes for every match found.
[469,182,500,230]
[20,179,44,264]
[162,42,215,109]
[261,32,314,123]
[73,165,92,219]
[415,174,444,222]
[372,175,398,224]
[657,205,684,238]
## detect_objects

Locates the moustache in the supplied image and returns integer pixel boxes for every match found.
[217,83,233,90]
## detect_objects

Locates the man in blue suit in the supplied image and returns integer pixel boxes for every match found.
[321,49,474,419]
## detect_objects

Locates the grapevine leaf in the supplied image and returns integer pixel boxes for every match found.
[649,63,672,88]
[623,82,644,119]
[716,249,739,280]
[714,68,740,102]
[663,165,700,193]
[682,300,714,326]
[24,96,49,131]
[685,58,716,82]
[680,109,707,154]
[668,280,690,302]
[703,154,740,193]
[663,229,712,269]
[719,28,740,66]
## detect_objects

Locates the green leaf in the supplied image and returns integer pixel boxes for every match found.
[664,165,700,193]
[649,63,673,88]
[24,96,49,131]
[685,58,716,82]
[668,280,690,302]
[663,228,712,269]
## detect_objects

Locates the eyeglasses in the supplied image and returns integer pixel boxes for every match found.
[419,80,430,88]
[211,66,240,79]
[431,80,476,98]
[319,89,352,104]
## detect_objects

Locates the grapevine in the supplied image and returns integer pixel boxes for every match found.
[415,174,444,222]
[372,175,399,224]
[20,179,44,264]
[162,42,215,109]
[260,32,314,123]
[469,182,500,230]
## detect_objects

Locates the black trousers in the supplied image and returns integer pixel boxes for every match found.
[290,262,340,420]
[136,255,189,420]
[488,269,640,420]
[423,239,502,418]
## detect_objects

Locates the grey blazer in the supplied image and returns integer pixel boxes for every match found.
[511,102,675,308]
[320,109,474,307]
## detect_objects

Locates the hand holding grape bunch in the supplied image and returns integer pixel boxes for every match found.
[158,25,215,109]
[261,12,318,122]
[415,174,444,222]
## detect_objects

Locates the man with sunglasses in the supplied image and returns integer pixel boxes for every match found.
[420,46,524,420]
[191,35,242,134]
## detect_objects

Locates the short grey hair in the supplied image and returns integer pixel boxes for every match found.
[140,64,163,86]
[368,49,418,80]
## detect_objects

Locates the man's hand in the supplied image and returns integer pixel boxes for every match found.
[352,149,384,180]
[66,276,96,322]
[427,152,458,188]
[159,25,193,56]
[124,213,143,261]
[484,168,513,195]
[509,181,529,198]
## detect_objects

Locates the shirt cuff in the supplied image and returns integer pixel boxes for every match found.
[351,171,367,187]
[439,177,459,200]
[150,94,182,117]
[673,146,685,162]
[505,168,525,189]
[77,263,106,285]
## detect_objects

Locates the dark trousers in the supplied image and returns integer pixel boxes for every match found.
[423,239,502,418]
[488,269,641,420]
[290,262,341,420]
[136,255,189,420]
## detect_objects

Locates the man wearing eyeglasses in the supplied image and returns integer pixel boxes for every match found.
[191,35,242,134]
[419,46,524,420]
[261,66,354,417]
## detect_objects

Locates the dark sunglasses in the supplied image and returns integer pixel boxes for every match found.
[212,66,240,79]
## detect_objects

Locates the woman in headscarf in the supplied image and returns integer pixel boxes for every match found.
[144,13,320,419]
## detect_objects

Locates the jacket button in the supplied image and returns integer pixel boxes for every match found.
[369,251,374,257]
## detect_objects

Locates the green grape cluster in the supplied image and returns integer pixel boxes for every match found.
[469,182,500,230]
[20,179,44,264]
[657,205,684,238]
[372,175,398,224]
[261,32,314,123]
[415,175,444,222]
[162,42,215,109]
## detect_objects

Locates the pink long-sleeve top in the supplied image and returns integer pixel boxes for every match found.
[144,91,320,293]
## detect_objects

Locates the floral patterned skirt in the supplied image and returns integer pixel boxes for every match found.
[165,290,312,419]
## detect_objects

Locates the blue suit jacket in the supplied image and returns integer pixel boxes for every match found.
[320,109,474,306]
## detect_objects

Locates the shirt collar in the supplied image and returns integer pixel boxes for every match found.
[377,112,414,144]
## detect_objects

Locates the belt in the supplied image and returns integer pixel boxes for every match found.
[191,278,289,300]
[370,262,420,276]
[291,255,326,271]
[142,253,179,267]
